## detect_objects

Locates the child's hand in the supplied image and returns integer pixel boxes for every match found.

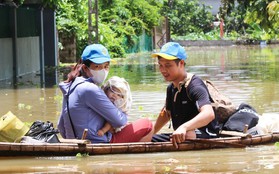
[109,127,115,134]
[97,130,104,136]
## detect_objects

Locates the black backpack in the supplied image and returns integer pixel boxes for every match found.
[222,103,260,132]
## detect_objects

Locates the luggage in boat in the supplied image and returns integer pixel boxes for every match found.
[24,120,60,143]
[0,111,29,142]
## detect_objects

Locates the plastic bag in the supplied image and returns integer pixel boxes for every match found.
[25,120,60,143]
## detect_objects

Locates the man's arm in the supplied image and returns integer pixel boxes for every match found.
[171,104,215,148]
[153,107,171,134]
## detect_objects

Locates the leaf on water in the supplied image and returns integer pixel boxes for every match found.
[138,106,143,111]
[39,97,45,101]
[18,103,25,110]
[25,105,32,110]
[76,153,89,157]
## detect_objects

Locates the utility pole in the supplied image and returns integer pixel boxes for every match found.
[88,0,98,44]
[166,0,174,42]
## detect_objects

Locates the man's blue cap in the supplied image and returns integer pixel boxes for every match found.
[151,42,187,60]
[81,44,111,64]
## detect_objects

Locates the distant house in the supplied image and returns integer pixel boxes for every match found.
[0,0,57,88]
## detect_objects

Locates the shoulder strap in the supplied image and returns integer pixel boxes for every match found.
[184,73,194,88]
[184,73,194,101]
[174,73,194,102]
[66,80,85,139]
[203,80,218,103]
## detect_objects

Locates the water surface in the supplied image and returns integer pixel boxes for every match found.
[0,45,279,173]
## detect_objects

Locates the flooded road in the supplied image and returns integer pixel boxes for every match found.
[0,45,279,173]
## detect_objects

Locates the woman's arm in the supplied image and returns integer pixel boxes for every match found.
[83,83,128,128]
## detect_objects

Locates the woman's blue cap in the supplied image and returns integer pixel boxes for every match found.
[81,44,111,64]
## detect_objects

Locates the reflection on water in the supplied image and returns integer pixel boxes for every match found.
[0,45,279,173]
[1,145,279,173]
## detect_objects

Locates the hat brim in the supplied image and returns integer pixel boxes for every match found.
[151,53,178,60]
[88,57,111,64]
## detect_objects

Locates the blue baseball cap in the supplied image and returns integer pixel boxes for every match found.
[81,44,111,64]
[151,42,187,60]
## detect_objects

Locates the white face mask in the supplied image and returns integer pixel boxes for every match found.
[113,98,125,110]
[89,68,108,85]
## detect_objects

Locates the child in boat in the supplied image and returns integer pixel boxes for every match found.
[97,76,132,136]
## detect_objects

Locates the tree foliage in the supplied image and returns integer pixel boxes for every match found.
[17,0,279,58]
[221,0,279,40]
[161,0,213,36]
[99,0,161,55]
[267,1,279,29]
[54,0,161,58]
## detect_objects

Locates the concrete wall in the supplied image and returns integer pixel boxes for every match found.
[17,37,40,76]
[17,37,40,84]
[176,40,235,47]
[0,38,13,84]
[0,37,40,86]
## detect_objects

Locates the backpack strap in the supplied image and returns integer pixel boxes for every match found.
[183,73,194,101]
[174,73,194,102]
[184,73,194,88]
[204,80,218,107]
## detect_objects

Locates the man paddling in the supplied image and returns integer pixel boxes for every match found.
[151,42,220,148]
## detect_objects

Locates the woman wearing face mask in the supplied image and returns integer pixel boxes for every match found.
[97,76,132,136]
[58,44,153,143]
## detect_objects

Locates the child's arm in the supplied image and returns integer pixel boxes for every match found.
[97,122,112,136]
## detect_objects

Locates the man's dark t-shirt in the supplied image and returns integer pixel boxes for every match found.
[166,75,219,136]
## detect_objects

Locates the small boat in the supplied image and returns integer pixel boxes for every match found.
[0,132,279,156]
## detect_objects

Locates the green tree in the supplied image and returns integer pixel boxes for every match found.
[99,0,161,53]
[222,0,279,40]
[243,0,273,31]
[54,0,161,58]
[219,0,248,33]
[161,0,213,36]
[55,0,88,58]
[267,1,279,29]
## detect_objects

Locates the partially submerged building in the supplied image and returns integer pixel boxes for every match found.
[0,0,57,88]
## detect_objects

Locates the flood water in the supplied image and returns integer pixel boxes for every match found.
[0,45,279,173]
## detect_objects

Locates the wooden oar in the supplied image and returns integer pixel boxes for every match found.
[59,138,90,144]
[220,130,252,138]
[185,138,246,148]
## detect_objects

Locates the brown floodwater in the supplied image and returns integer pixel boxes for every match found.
[0,45,279,173]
